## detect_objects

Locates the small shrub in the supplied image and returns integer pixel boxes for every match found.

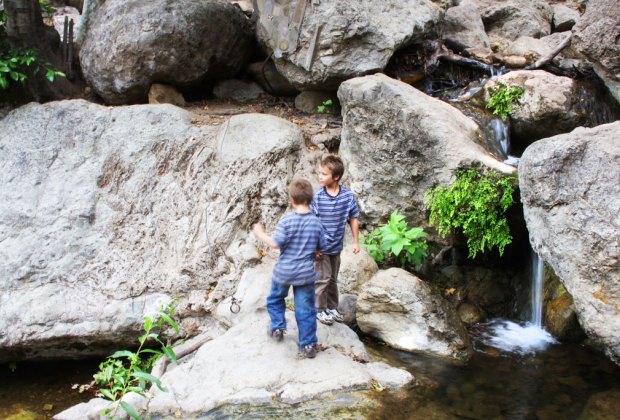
[362,210,428,267]
[94,302,179,419]
[486,82,524,120]
[316,99,333,114]
[425,168,517,259]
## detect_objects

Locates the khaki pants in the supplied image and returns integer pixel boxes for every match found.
[315,253,341,312]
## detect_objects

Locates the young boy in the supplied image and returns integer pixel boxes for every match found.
[311,154,360,325]
[252,179,329,358]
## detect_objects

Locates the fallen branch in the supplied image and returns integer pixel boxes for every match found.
[524,34,572,70]
[150,333,214,380]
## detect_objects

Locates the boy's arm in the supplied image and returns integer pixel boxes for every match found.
[349,217,360,254]
[252,223,280,249]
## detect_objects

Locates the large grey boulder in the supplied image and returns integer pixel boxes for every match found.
[519,122,620,364]
[479,0,552,41]
[338,73,514,229]
[479,70,587,146]
[357,268,474,363]
[56,261,413,418]
[0,101,301,361]
[79,0,254,104]
[254,0,449,90]
[442,4,491,52]
[573,0,620,81]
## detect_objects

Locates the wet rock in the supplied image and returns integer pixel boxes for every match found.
[544,271,586,341]
[519,121,620,364]
[338,73,514,230]
[579,389,620,420]
[79,0,254,104]
[458,303,484,324]
[357,268,474,363]
[254,0,448,90]
[479,70,587,147]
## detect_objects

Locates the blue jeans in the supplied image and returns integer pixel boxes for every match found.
[266,280,317,348]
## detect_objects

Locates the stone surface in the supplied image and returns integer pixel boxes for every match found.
[579,389,620,420]
[357,268,474,363]
[573,0,620,80]
[247,60,300,97]
[443,4,490,50]
[480,70,587,146]
[519,121,620,363]
[91,261,409,418]
[552,3,580,32]
[0,101,301,361]
[480,0,552,41]
[79,0,254,104]
[213,79,265,103]
[338,73,514,230]
[294,91,339,115]
[254,0,450,90]
[148,83,186,106]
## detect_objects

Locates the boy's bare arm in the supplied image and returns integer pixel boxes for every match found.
[349,217,360,254]
[252,223,279,249]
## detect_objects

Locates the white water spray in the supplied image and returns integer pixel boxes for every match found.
[479,252,557,355]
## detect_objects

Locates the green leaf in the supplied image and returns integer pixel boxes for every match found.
[143,316,153,331]
[163,346,178,365]
[111,350,135,359]
[132,371,167,391]
[119,401,141,420]
[99,388,116,401]
[158,312,179,332]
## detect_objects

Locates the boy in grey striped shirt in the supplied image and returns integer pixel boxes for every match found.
[311,155,360,325]
[253,179,330,358]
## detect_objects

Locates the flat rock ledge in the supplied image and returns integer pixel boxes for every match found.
[55,262,413,419]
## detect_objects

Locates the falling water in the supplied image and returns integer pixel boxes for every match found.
[531,251,544,327]
[487,118,520,166]
[478,252,557,355]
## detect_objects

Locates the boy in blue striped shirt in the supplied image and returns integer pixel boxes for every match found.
[311,155,360,325]
[253,179,329,358]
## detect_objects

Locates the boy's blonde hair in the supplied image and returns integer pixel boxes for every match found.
[320,154,345,181]
[289,179,314,205]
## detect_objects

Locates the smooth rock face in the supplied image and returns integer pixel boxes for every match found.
[254,0,449,90]
[57,262,411,418]
[519,122,620,363]
[0,101,301,361]
[79,0,254,104]
[573,0,620,80]
[443,4,491,50]
[480,0,552,41]
[357,268,473,363]
[482,70,586,146]
[338,73,514,229]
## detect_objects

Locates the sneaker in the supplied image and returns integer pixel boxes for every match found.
[300,344,317,359]
[317,310,334,325]
[327,308,344,323]
[270,329,284,342]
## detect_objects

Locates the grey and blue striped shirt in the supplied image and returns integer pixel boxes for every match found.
[311,186,360,255]
[272,212,328,286]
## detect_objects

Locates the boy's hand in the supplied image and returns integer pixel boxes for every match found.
[315,251,322,260]
[252,223,265,235]
[352,244,360,254]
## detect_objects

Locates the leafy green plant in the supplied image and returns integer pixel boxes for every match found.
[0,6,65,91]
[362,210,428,267]
[39,0,55,16]
[425,168,517,259]
[316,99,333,114]
[486,82,524,120]
[94,302,179,420]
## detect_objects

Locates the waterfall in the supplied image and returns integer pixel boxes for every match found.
[478,251,557,354]
[531,251,544,327]
[487,118,520,166]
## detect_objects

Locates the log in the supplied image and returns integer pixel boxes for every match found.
[150,333,214,380]
[524,34,572,70]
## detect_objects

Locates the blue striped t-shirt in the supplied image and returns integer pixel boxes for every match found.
[272,212,328,286]
[311,186,360,255]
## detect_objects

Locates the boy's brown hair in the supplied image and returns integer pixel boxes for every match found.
[289,179,314,205]
[320,154,345,181]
